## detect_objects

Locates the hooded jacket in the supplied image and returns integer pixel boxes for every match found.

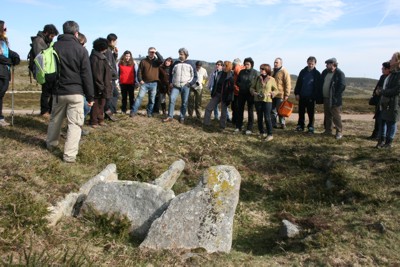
[53,34,94,102]
[32,31,50,57]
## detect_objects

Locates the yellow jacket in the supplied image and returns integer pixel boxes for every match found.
[250,75,277,102]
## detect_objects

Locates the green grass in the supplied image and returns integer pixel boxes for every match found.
[1,100,399,266]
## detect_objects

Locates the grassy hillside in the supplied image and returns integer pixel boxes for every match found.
[0,96,399,265]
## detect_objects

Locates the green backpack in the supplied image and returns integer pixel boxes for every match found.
[34,42,60,85]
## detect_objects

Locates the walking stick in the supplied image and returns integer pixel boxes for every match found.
[11,65,15,126]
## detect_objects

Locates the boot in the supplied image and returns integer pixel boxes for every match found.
[383,138,393,149]
[161,103,166,115]
[375,137,385,148]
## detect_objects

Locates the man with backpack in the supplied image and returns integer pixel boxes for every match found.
[46,21,94,163]
[29,24,59,117]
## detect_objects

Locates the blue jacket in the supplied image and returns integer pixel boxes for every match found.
[294,66,321,99]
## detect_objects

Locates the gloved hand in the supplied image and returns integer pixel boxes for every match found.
[9,50,20,66]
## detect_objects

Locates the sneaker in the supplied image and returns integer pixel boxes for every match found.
[295,125,304,132]
[0,119,10,127]
[245,130,252,135]
[322,131,332,136]
[335,132,343,140]
[90,124,99,129]
[41,112,50,119]
[99,122,108,127]
[163,117,173,122]
[265,135,274,142]
[261,133,268,139]
[233,128,241,134]
[179,118,184,124]
[63,158,76,163]
[129,112,135,118]
[308,127,314,134]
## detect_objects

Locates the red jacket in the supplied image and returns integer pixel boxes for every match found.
[119,64,135,84]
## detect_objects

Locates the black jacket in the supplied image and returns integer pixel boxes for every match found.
[294,66,321,99]
[318,68,346,106]
[53,34,94,102]
[236,68,258,95]
[381,71,400,122]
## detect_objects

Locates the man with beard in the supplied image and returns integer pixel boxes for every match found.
[30,24,59,117]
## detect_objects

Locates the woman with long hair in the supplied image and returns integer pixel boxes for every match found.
[0,20,20,126]
[118,50,137,114]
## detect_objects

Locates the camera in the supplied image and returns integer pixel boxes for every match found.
[257,92,264,99]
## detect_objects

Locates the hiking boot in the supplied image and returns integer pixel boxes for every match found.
[99,122,108,127]
[90,124,99,129]
[375,137,385,148]
[308,127,314,134]
[163,117,173,122]
[261,133,268,139]
[0,119,10,127]
[335,132,343,140]
[382,138,393,149]
[322,131,332,136]
[295,125,304,132]
[265,135,274,142]
[280,124,286,129]
[105,110,117,122]
[179,118,184,124]
[233,128,241,134]
[41,112,50,119]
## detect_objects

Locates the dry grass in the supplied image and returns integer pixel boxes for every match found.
[1,105,399,266]
[1,63,398,266]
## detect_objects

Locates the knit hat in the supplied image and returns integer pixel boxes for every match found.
[243,57,254,68]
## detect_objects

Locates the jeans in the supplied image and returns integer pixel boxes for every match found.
[255,101,273,135]
[83,97,91,117]
[380,119,397,140]
[168,86,190,119]
[271,97,285,127]
[203,93,229,128]
[132,82,157,116]
[105,80,118,113]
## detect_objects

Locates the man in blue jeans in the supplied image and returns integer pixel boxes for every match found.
[130,47,163,117]
[163,48,197,123]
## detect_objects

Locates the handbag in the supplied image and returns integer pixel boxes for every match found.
[369,95,379,106]
[278,100,294,118]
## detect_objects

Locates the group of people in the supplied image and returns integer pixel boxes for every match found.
[1,19,399,163]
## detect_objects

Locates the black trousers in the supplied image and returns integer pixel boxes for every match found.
[297,97,315,128]
[236,93,254,131]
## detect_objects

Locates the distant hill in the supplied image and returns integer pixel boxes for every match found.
[14,60,377,98]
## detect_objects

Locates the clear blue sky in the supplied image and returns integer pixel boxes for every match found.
[2,0,400,79]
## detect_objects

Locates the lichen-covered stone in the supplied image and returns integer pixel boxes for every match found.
[140,165,241,253]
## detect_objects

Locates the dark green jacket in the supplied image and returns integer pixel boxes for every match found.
[381,70,400,122]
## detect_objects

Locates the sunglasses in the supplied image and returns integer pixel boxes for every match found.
[260,68,266,71]
[3,28,6,32]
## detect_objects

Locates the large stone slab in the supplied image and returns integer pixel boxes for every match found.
[80,181,175,239]
[140,165,241,253]
[152,159,185,190]
[46,164,118,226]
